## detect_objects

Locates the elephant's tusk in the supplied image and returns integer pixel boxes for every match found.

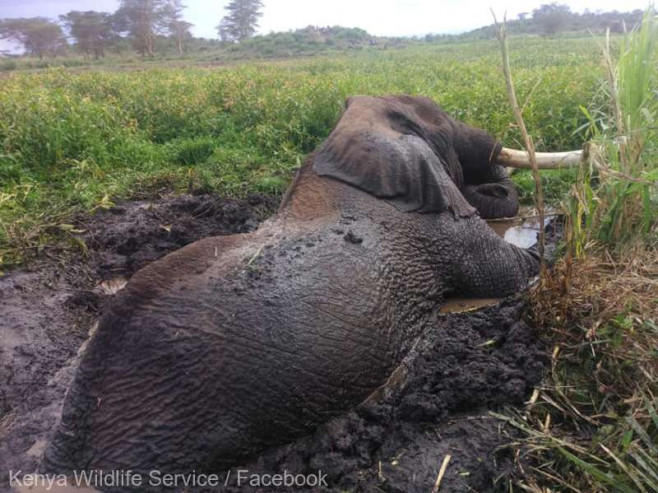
[496,147,584,169]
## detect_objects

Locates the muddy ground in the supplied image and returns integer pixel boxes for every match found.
[1,194,549,492]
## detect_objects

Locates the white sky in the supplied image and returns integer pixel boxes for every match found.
[0,0,650,42]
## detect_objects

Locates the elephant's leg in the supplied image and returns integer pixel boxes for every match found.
[449,218,539,298]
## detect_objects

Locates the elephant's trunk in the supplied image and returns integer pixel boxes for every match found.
[496,147,583,169]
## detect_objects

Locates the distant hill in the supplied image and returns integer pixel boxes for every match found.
[205,25,406,60]
[430,8,645,41]
[199,7,649,60]
[222,9,648,58]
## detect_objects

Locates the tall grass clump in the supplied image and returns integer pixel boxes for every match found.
[507,9,658,492]
[573,10,658,248]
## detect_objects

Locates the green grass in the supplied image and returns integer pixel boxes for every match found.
[0,37,601,268]
[514,168,580,204]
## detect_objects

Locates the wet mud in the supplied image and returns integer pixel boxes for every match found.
[0,195,277,491]
[1,195,551,492]
[82,194,277,280]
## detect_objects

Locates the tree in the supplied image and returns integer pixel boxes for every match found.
[60,11,114,59]
[217,18,233,42]
[162,0,192,54]
[114,0,167,56]
[216,0,263,42]
[0,18,67,58]
[532,3,572,36]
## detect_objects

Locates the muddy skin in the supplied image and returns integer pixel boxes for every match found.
[0,194,277,490]
[233,218,559,493]
[1,195,552,493]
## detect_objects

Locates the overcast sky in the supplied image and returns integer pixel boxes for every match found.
[0,0,650,40]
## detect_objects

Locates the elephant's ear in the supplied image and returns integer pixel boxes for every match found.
[313,96,476,217]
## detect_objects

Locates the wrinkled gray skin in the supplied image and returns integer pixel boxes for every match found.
[44,95,539,475]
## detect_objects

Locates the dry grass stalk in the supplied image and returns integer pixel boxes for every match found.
[431,454,452,493]
[602,30,629,171]
[492,12,546,266]
[517,241,658,491]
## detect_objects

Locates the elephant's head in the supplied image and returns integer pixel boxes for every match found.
[313,95,576,219]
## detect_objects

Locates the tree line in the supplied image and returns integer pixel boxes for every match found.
[521,3,644,36]
[0,0,263,59]
[0,2,646,60]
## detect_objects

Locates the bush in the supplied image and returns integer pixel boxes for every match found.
[169,137,217,165]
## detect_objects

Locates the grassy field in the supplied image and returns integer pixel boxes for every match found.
[0,36,601,268]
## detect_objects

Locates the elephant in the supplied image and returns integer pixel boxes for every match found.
[43,95,570,477]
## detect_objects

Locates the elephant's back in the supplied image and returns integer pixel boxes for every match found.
[45,220,397,474]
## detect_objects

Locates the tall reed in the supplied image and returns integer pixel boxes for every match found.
[569,9,657,249]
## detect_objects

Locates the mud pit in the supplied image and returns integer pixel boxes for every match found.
[1,196,550,492]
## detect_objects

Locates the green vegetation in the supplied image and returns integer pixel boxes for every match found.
[0,36,602,269]
[0,26,405,72]
[217,25,378,60]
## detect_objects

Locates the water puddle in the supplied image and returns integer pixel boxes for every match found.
[440,209,550,314]
[439,298,500,314]
[486,210,550,249]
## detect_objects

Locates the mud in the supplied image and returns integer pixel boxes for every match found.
[81,194,277,280]
[0,194,277,490]
[1,194,550,492]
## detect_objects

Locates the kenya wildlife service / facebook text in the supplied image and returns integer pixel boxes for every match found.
[8,468,329,489]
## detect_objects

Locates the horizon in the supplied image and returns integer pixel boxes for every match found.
[0,0,651,54]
